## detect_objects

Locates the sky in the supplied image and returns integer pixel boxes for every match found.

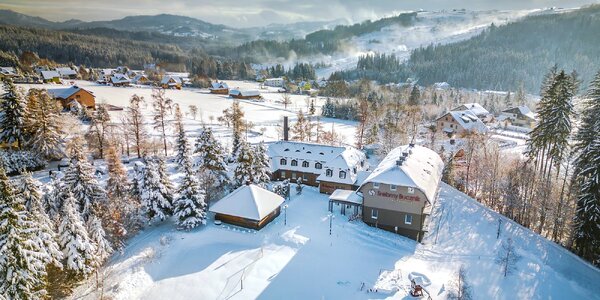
[0,0,598,27]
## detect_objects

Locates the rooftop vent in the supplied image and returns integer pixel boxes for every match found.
[402,152,409,157]
[409,143,415,148]
[396,157,405,166]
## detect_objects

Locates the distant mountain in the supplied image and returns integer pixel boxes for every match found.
[0,9,56,27]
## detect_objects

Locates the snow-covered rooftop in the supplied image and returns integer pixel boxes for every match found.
[503,105,536,120]
[230,89,260,97]
[209,184,284,221]
[453,102,489,116]
[440,110,488,134]
[56,67,77,76]
[47,86,90,99]
[161,75,182,85]
[361,145,444,203]
[210,82,229,89]
[329,189,363,205]
[111,74,131,84]
[41,70,60,79]
[316,148,368,185]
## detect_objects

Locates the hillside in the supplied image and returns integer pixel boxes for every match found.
[69,182,600,299]
[377,5,600,93]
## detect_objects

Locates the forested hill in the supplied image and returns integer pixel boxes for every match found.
[404,5,600,93]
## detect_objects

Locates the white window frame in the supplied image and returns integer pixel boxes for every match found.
[281,171,286,177]
[326,169,333,177]
[373,182,380,189]
[407,187,415,194]
[390,184,397,191]
[371,209,378,220]
[315,162,323,170]
[339,171,347,179]
[405,214,413,225]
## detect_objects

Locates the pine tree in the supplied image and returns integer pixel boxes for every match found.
[309,99,316,115]
[152,89,173,156]
[194,126,228,202]
[0,79,27,149]
[442,153,455,186]
[18,172,63,267]
[63,139,107,221]
[27,90,65,160]
[0,167,52,299]
[291,110,309,141]
[174,156,207,230]
[174,105,190,168]
[572,70,600,265]
[140,157,174,222]
[234,141,254,187]
[408,85,420,106]
[58,192,96,276]
[252,142,271,188]
[86,215,113,267]
[43,171,66,221]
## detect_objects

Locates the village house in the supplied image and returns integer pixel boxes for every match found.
[132,74,150,85]
[161,75,182,89]
[264,78,285,87]
[359,144,444,242]
[47,85,96,110]
[267,140,368,194]
[110,74,131,87]
[0,67,17,79]
[209,81,229,94]
[435,110,488,137]
[229,89,261,100]
[40,70,61,83]
[452,102,492,123]
[499,106,537,129]
[209,183,284,230]
[56,67,78,79]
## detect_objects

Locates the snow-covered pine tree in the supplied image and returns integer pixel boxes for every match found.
[174,104,190,169]
[43,171,66,220]
[0,167,52,299]
[58,192,96,276]
[174,156,207,230]
[234,141,255,187]
[86,215,113,267]
[0,79,27,149]
[17,172,63,267]
[140,157,174,222]
[252,142,271,188]
[194,126,228,202]
[63,140,107,221]
[572,70,600,265]
[27,90,65,160]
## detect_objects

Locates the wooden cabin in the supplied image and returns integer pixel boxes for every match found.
[47,86,96,110]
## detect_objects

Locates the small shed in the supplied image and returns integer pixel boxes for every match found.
[209,184,284,230]
[328,189,363,216]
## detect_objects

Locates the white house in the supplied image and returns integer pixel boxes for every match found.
[264,78,285,87]
[56,67,78,79]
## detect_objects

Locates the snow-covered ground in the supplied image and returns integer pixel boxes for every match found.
[70,183,600,300]
[17,81,359,148]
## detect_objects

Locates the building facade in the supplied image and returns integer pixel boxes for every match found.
[360,144,443,242]
[435,110,488,137]
[47,86,96,109]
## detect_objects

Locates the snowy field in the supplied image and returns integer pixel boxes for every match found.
[17,80,359,148]
[69,183,600,300]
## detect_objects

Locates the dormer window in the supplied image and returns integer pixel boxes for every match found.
[326,169,333,177]
[302,161,309,168]
[291,160,298,166]
[319,152,324,155]
[284,148,290,152]
[280,159,287,165]
[339,171,347,179]
[360,161,365,167]
[353,167,357,174]
[315,162,323,169]
[295,150,301,152]
[307,151,312,154]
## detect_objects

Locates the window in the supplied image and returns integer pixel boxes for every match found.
[302,161,309,168]
[291,172,297,179]
[326,169,333,177]
[407,187,415,194]
[371,209,379,220]
[360,161,365,167]
[291,160,298,166]
[280,159,287,165]
[339,171,347,179]
[373,182,380,189]
[281,171,286,177]
[353,167,357,174]
[405,214,413,225]
[315,162,323,169]
[390,184,397,191]
[284,148,290,152]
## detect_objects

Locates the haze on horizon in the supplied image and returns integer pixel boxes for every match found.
[0,0,598,28]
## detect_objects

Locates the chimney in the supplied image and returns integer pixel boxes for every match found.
[402,151,408,158]
[396,157,405,166]
[409,142,415,148]
[283,116,289,141]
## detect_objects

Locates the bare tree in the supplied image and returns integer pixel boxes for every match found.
[188,105,198,120]
[151,89,173,156]
[281,93,292,110]
[85,104,111,158]
[496,238,521,277]
[447,265,472,300]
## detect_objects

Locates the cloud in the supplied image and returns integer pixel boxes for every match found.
[0,0,598,27]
